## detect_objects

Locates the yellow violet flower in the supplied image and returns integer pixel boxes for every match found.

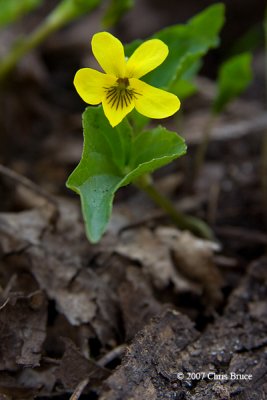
[74,32,180,127]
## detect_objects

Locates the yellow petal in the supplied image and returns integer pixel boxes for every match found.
[126,39,168,79]
[130,78,180,119]
[74,68,116,105]
[92,32,126,77]
[102,90,135,127]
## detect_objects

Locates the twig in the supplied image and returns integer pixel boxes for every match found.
[2,274,17,299]
[68,345,127,399]
[0,164,58,208]
[69,378,89,400]
[0,298,9,311]
[42,357,61,365]
[97,344,127,368]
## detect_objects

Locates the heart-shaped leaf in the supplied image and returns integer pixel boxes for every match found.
[67,106,186,242]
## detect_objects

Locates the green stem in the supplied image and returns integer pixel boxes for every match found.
[0,24,57,80]
[193,112,217,183]
[135,174,214,240]
[0,1,95,80]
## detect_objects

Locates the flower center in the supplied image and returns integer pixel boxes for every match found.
[104,78,140,110]
[117,77,130,88]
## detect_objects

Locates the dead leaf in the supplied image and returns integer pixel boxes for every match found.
[116,227,197,293]
[118,266,162,340]
[0,291,47,371]
[57,338,109,391]
[156,227,223,305]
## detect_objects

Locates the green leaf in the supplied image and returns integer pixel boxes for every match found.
[103,0,134,27]
[125,3,225,90]
[0,0,43,26]
[66,106,186,243]
[123,126,186,185]
[213,53,253,114]
[124,4,225,129]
